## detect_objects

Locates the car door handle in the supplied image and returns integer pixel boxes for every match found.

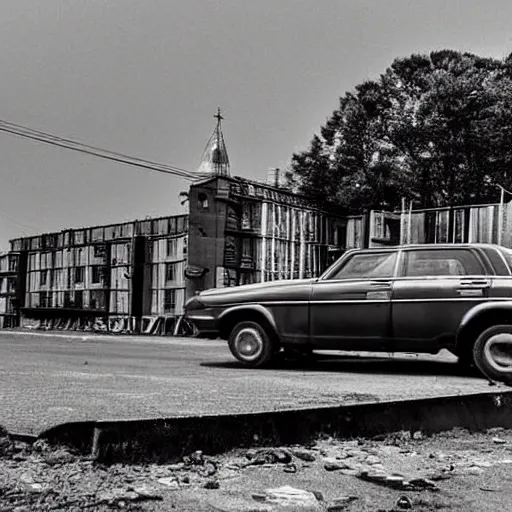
[370,280,392,288]
[459,279,490,289]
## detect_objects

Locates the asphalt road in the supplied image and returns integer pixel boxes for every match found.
[0,330,498,435]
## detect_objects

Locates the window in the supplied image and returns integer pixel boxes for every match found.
[40,292,52,308]
[92,266,102,284]
[7,278,16,293]
[40,270,48,286]
[90,290,105,310]
[166,263,177,282]
[404,249,484,277]
[94,244,106,258]
[167,238,178,257]
[163,289,176,314]
[74,266,85,283]
[329,252,397,280]
[198,193,209,209]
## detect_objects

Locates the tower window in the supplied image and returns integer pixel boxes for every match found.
[198,193,209,209]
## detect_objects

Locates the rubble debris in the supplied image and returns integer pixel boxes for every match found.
[203,479,220,489]
[326,496,358,511]
[245,448,292,466]
[358,470,439,492]
[324,458,351,471]
[396,495,413,509]
[252,486,322,510]
[487,427,505,434]
[43,448,75,466]
[365,455,381,465]
[157,476,180,488]
[291,448,316,462]
[283,463,297,473]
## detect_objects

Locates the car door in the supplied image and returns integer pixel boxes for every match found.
[309,250,398,350]
[390,247,489,352]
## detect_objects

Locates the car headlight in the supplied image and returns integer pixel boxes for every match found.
[185,297,206,311]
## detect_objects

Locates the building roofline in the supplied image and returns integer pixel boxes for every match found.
[9,213,189,245]
[191,174,347,210]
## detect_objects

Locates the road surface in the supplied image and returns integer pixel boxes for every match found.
[0,330,497,435]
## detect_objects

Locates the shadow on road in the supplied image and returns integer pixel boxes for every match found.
[201,354,484,379]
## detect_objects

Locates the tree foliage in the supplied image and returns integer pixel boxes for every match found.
[287,50,512,211]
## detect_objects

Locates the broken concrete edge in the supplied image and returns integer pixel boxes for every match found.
[12,390,512,465]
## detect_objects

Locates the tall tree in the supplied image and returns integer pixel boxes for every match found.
[287,50,512,211]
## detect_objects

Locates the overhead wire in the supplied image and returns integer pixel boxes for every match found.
[0,208,40,231]
[0,119,209,182]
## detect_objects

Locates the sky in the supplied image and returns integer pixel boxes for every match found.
[1,0,512,251]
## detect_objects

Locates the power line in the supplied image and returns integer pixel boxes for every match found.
[0,208,40,231]
[0,119,209,182]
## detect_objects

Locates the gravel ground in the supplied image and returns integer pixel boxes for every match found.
[2,426,512,511]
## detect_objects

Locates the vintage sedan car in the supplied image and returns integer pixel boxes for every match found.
[184,244,512,384]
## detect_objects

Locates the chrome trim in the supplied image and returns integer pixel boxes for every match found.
[314,274,503,285]
[391,297,512,303]
[391,275,493,282]
[393,249,402,278]
[185,314,215,321]
[308,299,390,304]
[260,297,512,305]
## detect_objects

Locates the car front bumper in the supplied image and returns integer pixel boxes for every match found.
[184,310,219,338]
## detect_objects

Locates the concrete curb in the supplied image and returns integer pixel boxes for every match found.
[38,390,512,464]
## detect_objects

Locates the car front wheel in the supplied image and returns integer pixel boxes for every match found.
[473,325,512,385]
[228,320,275,368]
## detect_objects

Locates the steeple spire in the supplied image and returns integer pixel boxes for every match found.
[197,108,230,176]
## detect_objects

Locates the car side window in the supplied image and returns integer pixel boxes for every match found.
[404,249,484,277]
[328,252,397,280]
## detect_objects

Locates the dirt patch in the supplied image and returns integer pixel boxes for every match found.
[2,427,512,510]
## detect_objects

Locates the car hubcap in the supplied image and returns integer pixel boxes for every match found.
[234,328,263,361]
[484,333,512,373]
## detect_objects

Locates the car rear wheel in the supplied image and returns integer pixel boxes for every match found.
[228,320,275,368]
[473,325,512,385]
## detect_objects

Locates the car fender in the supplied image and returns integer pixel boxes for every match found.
[456,301,512,348]
[216,303,278,332]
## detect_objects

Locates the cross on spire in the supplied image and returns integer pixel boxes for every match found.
[197,107,230,176]
[214,107,224,123]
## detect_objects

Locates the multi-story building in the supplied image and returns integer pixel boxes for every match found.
[186,175,365,297]
[9,215,188,332]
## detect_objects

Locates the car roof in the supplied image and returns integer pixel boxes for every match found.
[355,243,504,251]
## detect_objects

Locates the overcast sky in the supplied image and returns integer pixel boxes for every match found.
[0,0,511,250]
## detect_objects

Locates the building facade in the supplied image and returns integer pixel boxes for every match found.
[8,215,188,333]
[186,175,366,296]
[0,252,19,328]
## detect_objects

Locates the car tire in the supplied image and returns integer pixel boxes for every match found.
[473,325,512,385]
[228,320,275,368]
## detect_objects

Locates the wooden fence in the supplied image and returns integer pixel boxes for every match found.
[369,201,512,248]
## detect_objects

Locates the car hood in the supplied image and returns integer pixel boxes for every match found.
[199,278,317,298]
